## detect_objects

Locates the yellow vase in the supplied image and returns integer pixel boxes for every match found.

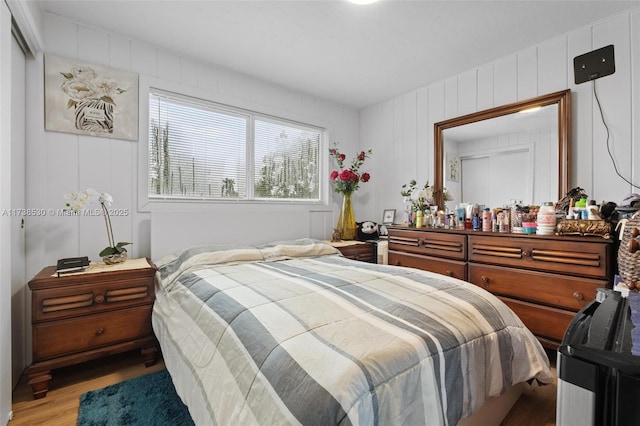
[337,192,357,240]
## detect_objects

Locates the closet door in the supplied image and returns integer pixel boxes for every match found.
[10,29,26,389]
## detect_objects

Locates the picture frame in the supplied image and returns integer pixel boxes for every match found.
[44,54,139,141]
[446,153,460,182]
[382,209,396,225]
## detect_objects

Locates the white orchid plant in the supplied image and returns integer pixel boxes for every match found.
[64,188,131,258]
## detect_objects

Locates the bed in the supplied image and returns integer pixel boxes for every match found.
[152,238,553,425]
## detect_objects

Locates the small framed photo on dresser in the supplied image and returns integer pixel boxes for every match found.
[382,209,396,225]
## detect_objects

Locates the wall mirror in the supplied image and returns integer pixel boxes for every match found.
[434,89,571,209]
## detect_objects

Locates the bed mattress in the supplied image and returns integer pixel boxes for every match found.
[152,239,553,425]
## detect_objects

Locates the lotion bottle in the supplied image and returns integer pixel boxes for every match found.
[587,200,599,220]
[482,208,491,231]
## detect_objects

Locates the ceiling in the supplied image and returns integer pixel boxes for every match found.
[37,0,639,109]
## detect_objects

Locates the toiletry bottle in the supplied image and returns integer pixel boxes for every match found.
[416,210,423,228]
[501,208,510,232]
[587,200,599,220]
[482,208,491,231]
[537,202,556,235]
[567,198,575,219]
[472,213,480,230]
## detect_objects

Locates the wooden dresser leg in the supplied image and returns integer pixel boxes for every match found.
[141,346,158,367]
[27,370,52,399]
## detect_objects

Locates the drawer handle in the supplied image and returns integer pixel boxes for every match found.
[630,238,640,254]
[394,261,401,266]
[95,328,105,336]
[445,270,454,277]
[522,250,530,257]
[481,276,490,287]
[94,294,105,304]
[573,292,584,301]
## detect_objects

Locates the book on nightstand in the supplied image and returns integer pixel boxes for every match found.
[55,256,90,275]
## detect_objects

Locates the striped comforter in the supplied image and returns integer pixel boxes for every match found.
[153,239,553,426]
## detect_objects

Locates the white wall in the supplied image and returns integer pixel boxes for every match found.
[360,7,640,223]
[24,11,359,279]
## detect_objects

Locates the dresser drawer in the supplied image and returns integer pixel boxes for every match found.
[389,229,466,261]
[32,277,154,323]
[468,235,610,279]
[32,305,153,361]
[468,263,604,311]
[500,297,575,343]
[389,250,466,280]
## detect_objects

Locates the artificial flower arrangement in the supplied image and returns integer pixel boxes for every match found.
[401,180,434,212]
[329,144,372,240]
[401,179,452,210]
[329,144,372,194]
[64,188,131,260]
[401,180,453,226]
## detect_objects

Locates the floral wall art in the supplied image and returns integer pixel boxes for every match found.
[44,55,138,141]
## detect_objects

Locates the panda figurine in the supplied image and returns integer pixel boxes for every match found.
[356,221,379,241]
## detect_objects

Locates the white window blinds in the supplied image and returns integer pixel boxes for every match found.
[148,89,322,202]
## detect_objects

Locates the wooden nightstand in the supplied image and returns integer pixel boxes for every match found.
[329,240,378,263]
[26,258,158,399]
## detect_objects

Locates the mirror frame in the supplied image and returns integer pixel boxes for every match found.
[434,89,571,209]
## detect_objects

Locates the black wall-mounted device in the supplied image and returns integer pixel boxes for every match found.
[573,45,615,84]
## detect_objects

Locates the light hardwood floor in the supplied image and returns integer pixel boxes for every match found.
[11,349,557,425]
[10,352,166,425]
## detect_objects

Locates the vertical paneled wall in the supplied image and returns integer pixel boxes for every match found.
[360,7,640,224]
[25,12,359,277]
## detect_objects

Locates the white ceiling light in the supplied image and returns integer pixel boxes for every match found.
[518,106,542,114]
[347,0,380,5]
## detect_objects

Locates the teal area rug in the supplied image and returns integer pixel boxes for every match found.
[77,369,194,426]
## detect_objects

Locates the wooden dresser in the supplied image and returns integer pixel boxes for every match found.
[26,258,158,399]
[388,226,613,349]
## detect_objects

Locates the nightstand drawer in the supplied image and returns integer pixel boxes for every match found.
[334,242,376,263]
[33,305,153,361]
[32,277,154,323]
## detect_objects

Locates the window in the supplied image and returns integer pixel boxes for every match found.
[148,89,323,202]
